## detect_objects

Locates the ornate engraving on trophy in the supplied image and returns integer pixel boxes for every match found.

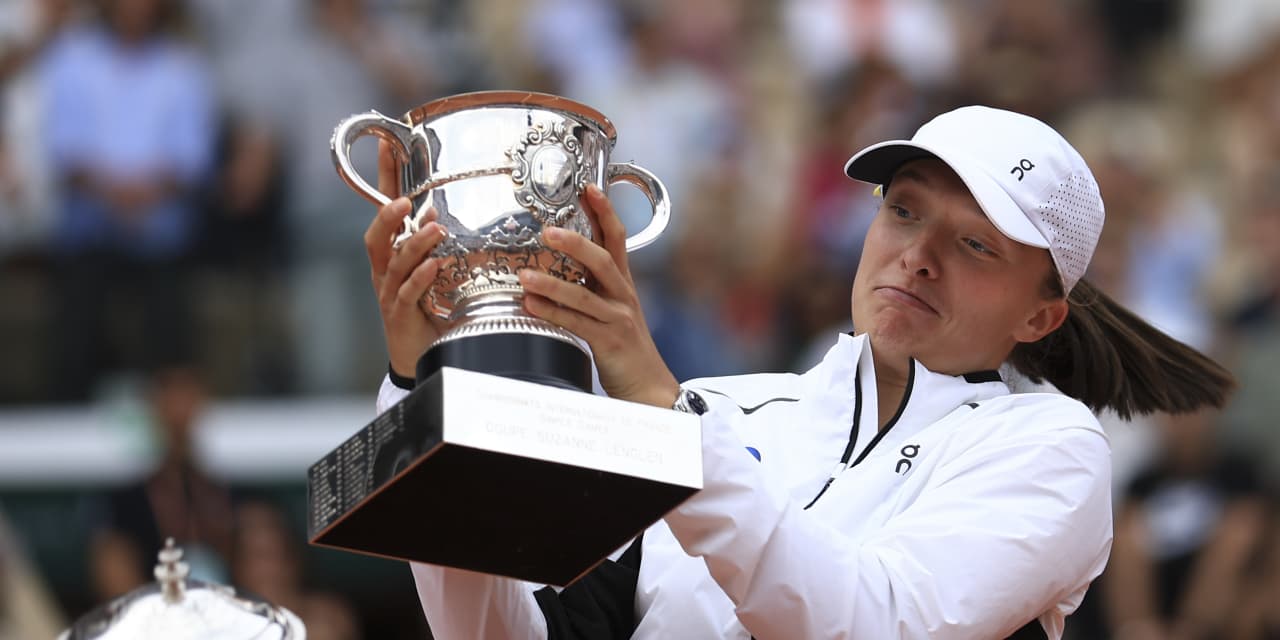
[509,120,588,226]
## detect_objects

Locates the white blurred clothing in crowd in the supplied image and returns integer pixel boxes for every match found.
[0,0,62,253]
[783,0,957,87]
[523,0,629,99]
[1183,0,1280,72]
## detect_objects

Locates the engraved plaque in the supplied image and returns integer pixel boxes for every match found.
[307,368,702,586]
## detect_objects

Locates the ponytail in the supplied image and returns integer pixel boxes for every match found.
[1008,278,1235,420]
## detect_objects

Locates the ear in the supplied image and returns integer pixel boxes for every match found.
[1013,297,1068,344]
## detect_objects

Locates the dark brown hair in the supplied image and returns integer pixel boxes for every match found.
[1008,277,1235,420]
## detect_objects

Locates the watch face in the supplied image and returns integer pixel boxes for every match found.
[687,390,708,415]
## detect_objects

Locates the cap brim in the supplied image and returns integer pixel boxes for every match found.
[844,141,1050,249]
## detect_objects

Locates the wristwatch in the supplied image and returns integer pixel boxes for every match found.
[671,386,708,415]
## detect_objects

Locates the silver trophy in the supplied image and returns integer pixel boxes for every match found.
[331,90,670,391]
[59,539,305,639]
[309,92,700,586]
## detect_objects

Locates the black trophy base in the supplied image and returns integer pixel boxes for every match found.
[418,331,592,392]
[306,367,701,586]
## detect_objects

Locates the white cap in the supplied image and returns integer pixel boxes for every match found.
[844,105,1104,293]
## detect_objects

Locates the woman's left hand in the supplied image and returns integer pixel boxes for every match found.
[519,184,680,409]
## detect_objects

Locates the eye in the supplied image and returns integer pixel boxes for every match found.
[964,238,995,255]
[888,205,914,220]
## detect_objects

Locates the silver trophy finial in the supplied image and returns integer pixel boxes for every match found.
[154,537,190,604]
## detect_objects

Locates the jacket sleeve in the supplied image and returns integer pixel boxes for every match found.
[662,394,1113,640]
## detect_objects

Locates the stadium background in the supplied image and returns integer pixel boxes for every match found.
[1,0,1279,638]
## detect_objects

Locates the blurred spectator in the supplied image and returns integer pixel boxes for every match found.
[539,2,746,377]
[88,367,235,602]
[1182,0,1280,75]
[522,0,628,97]
[1104,409,1269,640]
[0,0,75,254]
[644,169,750,381]
[1222,177,1280,492]
[1232,511,1280,639]
[950,0,1106,120]
[183,0,303,395]
[0,509,64,640]
[232,500,360,640]
[782,0,957,88]
[570,3,738,278]
[1070,102,1222,351]
[1091,0,1184,74]
[280,0,437,395]
[40,0,216,401]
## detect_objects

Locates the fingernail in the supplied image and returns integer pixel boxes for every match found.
[544,227,563,241]
[586,184,603,197]
[393,198,411,214]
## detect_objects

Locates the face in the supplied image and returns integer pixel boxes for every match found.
[109,0,165,41]
[850,158,1067,375]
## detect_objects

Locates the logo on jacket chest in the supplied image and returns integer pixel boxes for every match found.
[895,444,922,475]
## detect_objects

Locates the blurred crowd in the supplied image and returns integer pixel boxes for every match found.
[1,0,1279,638]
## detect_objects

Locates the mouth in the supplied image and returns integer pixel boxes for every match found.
[874,286,939,315]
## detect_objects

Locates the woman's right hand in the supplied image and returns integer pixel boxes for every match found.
[364,139,450,379]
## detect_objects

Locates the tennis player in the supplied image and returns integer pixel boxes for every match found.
[365,105,1233,639]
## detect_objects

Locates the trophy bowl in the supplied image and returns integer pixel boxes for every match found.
[331,91,670,391]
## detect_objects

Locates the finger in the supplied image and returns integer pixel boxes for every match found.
[584,184,631,278]
[377,139,402,201]
[365,197,413,278]
[519,269,616,323]
[384,219,446,298]
[395,257,441,312]
[523,292,606,341]
[541,226,633,302]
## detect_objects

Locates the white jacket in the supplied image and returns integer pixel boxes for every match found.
[381,333,1113,639]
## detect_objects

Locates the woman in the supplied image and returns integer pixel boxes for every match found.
[364,106,1233,639]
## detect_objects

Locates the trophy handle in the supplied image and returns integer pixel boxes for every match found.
[606,162,671,252]
[331,111,417,207]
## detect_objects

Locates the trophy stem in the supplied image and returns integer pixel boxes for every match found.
[417,291,593,392]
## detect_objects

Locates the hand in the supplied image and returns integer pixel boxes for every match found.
[365,139,450,379]
[518,184,680,408]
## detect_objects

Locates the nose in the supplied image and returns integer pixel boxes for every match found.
[900,229,941,279]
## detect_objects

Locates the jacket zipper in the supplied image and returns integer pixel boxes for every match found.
[804,359,915,509]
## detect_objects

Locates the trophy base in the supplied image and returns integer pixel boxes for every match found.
[419,328,593,392]
[306,367,702,586]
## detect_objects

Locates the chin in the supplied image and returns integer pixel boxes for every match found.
[863,315,923,358]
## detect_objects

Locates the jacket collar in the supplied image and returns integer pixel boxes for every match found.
[816,333,1010,437]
